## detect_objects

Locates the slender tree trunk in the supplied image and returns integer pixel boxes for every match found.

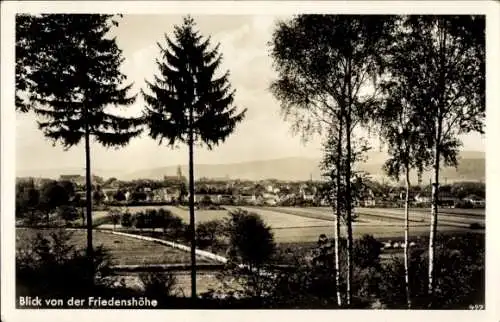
[84,121,94,279]
[404,164,411,309]
[345,59,353,307]
[428,140,440,302]
[428,19,445,305]
[334,114,343,307]
[188,105,197,300]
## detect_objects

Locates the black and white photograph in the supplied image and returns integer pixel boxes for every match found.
[1,0,499,320]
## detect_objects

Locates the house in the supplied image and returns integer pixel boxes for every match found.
[300,186,316,201]
[319,198,330,206]
[217,194,234,204]
[463,195,485,208]
[263,197,278,206]
[152,187,181,202]
[360,189,377,207]
[151,188,167,202]
[266,184,280,194]
[414,193,431,203]
[362,198,377,207]
[194,194,217,203]
[59,174,86,187]
[259,192,279,206]
[439,192,460,207]
[102,188,118,202]
[238,193,257,204]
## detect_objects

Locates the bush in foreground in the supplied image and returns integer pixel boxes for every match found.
[16,229,117,299]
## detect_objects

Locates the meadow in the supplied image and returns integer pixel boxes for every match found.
[67,204,484,254]
[15,228,214,266]
[130,205,483,243]
[248,207,478,243]
[17,205,485,298]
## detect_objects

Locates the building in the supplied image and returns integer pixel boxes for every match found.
[102,188,118,202]
[59,174,86,187]
[238,193,257,204]
[300,185,316,201]
[463,195,485,208]
[217,194,234,204]
[414,193,431,203]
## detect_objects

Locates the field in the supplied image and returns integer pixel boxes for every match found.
[147,205,484,243]
[409,207,485,217]
[115,271,223,297]
[290,207,484,227]
[17,205,484,297]
[16,228,214,266]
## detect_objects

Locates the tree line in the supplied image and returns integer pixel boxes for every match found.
[270,15,484,308]
[16,14,484,306]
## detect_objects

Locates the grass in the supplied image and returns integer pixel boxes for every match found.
[96,205,483,244]
[305,207,484,226]
[16,227,214,266]
[272,206,416,224]
[408,207,485,217]
[163,206,229,223]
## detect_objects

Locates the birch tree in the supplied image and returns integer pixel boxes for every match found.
[270,15,395,305]
[397,16,485,304]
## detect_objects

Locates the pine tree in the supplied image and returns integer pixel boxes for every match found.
[16,14,143,276]
[142,16,247,299]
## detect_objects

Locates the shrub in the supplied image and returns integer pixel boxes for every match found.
[108,209,121,230]
[157,208,170,232]
[196,219,225,251]
[56,205,79,226]
[353,234,383,269]
[16,228,116,299]
[469,222,484,230]
[134,212,146,230]
[139,271,179,298]
[165,215,186,240]
[377,234,485,309]
[275,234,383,307]
[23,210,45,227]
[214,209,276,299]
[199,195,213,208]
[227,209,275,267]
[121,211,132,227]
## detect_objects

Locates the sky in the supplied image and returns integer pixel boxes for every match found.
[15,14,485,175]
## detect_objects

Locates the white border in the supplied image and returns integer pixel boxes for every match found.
[2,1,499,322]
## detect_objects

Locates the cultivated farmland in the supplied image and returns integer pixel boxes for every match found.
[96,205,483,244]
[230,206,481,243]
[15,228,214,266]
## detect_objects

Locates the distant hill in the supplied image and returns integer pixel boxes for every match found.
[17,151,484,183]
[15,167,126,181]
[121,150,484,183]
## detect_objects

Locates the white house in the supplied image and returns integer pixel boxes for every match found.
[463,195,485,207]
[414,193,431,203]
